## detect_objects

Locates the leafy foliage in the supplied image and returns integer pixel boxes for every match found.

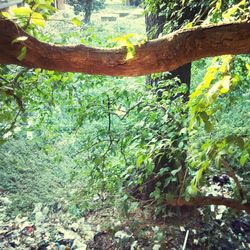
[0,3,249,248]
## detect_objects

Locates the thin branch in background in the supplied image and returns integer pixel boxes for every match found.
[0,69,28,111]
[120,139,128,166]
[0,86,25,111]
[120,101,143,120]
[22,13,32,30]
[220,157,246,201]
[101,95,113,162]
[1,110,21,136]
[12,68,28,88]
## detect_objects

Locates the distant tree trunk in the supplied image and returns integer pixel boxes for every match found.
[124,0,130,6]
[124,0,141,7]
[84,0,93,23]
[133,3,206,200]
[131,0,142,6]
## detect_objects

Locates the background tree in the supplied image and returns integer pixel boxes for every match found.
[67,0,105,23]
[132,0,211,201]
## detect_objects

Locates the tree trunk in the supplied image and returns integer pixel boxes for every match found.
[135,3,203,200]
[84,0,92,23]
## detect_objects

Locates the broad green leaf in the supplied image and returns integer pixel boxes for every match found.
[32,3,56,12]
[240,151,249,166]
[171,166,181,176]
[158,167,169,176]
[1,11,11,19]
[136,154,144,168]
[12,7,32,17]
[184,22,193,29]
[71,17,81,27]
[94,157,102,165]
[218,55,233,73]
[126,48,135,60]
[17,46,27,61]
[220,76,231,94]
[222,0,246,20]
[226,135,244,149]
[31,12,45,27]
[199,111,209,123]
[204,120,214,132]
[246,63,250,76]
[215,0,222,11]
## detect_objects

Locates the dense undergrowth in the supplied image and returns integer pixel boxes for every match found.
[0,0,250,249]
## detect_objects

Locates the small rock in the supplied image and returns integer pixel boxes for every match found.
[152,244,161,250]
[131,240,138,249]
[114,230,132,240]
[35,211,44,224]
[73,239,87,249]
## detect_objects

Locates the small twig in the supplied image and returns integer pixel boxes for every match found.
[12,68,28,87]
[120,101,143,120]
[1,86,24,111]
[23,13,32,30]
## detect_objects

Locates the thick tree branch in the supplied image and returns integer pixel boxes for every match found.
[166,196,250,214]
[0,19,250,76]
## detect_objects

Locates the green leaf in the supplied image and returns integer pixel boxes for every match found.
[12,7,32,17]
[222,0,245,20]
[199,111,209,123]
[136,154,144,168]
[17,46,27,61]
[226,135,244,149]
[215,0,222,11]
[31,12,45,27]
[1,11,11,19]
[240,151,248,166]
[94,157,102,165]
[204,120,214,132]
[186,185,197,196]
[71,17,81,27]
[158,167,169,176]
[171,166,181,176]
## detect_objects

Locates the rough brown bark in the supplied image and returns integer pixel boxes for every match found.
[166,196,250,214]
[0,19,250,76]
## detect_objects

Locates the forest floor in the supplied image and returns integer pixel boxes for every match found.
[1,188,250,249]
[1,1,250,250]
